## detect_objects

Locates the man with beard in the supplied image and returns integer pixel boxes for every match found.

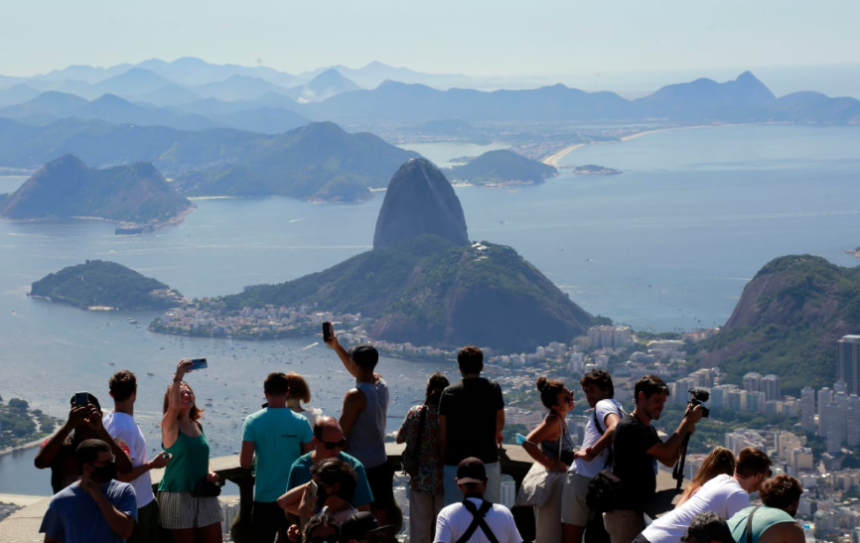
[604,375,703,543]
[40,438,137,543]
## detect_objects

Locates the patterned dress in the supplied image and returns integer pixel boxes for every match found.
[396,404,443,495]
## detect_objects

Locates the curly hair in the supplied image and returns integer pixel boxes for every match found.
[759,474,803,511]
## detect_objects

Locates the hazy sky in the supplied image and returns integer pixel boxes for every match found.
[2,0,858,79]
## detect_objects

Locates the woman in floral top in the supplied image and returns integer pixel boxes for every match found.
[396,372,449,543]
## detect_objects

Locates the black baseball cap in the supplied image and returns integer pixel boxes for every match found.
[339,512,393,543]
[456,457,488,485]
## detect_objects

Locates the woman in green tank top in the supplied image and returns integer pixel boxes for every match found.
[158,359,222,543]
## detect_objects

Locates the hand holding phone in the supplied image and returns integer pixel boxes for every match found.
[188,358,208,371]
[74,392,90,407]
[322,322,333,342]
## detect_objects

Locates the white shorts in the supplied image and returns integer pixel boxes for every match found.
[158,491,222,530]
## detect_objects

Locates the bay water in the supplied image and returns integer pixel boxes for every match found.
[1,124,859,495]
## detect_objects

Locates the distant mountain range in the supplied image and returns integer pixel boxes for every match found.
[0,91,310,134]
[1,58,856,126]
[0,155,191,225]
[0,120,416,202]
[307,72,860,123]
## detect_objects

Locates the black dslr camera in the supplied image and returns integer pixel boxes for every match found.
[688,388,710,418]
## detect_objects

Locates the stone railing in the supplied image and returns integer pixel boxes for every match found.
[0,442,682,542]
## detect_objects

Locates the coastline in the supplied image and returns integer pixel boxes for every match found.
[0,438,42,458]
[541,122,790,166]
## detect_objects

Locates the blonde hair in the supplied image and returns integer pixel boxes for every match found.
[285,372,311,403]
[677,447,735,505]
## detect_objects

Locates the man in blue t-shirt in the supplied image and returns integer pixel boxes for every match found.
[241,372,314,543]
[40,438,138,543]
[286,416,374,510]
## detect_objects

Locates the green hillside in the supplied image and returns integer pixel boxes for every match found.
[447,149,557,185]
[694,255,860,393]
[30,260,184,310]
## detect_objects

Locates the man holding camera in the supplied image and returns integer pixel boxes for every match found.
[604,375,703,543]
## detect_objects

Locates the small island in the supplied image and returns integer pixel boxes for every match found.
[446,149,557,186]
[567,164,622,175]
[30,260,185,311]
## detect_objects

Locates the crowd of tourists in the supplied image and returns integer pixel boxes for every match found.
[32,333,807,543]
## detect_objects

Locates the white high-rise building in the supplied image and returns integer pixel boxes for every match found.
[818,387,833,437]
[801,387,815,434]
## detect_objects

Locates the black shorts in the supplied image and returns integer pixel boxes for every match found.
[366,462,395,510]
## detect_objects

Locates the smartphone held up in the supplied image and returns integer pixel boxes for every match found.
[322,322,333,342]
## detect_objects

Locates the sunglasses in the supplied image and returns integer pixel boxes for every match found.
[563,395,574,403]
[321,438,347,450]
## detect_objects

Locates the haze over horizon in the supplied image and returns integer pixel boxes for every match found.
[3,0,860,96]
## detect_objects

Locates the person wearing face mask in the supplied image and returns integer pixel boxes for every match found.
[281,458,360,526]
[40,438,138,543]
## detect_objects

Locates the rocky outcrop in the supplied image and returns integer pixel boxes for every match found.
[373,158,469,249]
[695,255,860,392]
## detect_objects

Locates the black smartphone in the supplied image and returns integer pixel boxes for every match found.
[322,322,333,342]
[189,358,208,370]
[74,391,89,407]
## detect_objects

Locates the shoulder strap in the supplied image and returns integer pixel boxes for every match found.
[746,505,762,543]
[593,409,604,435]
[456,500,500,543]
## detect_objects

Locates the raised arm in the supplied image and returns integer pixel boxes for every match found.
[162,359,192,450]
[324,333,360,378]
[83,408,133,475]
[645,406,702,467]
[35,405,87,469]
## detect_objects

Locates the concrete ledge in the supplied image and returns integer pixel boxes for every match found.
[0,444,684,543]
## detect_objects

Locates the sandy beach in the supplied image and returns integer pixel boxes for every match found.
[542,144,585,167]
[541,122,789,166]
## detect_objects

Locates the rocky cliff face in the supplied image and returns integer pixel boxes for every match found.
[695,255,860,392]
[373,158,469,249]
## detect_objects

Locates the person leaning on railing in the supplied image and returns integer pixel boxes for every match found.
[395,371,450,543]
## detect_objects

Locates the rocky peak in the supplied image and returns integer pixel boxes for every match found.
[373,158,469,249]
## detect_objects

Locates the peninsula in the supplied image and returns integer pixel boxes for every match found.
[151,159,593,353]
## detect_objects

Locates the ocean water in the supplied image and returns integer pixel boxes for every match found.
[1,124,859,494]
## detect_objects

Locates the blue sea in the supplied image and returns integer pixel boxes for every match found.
[1,124,859,494]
